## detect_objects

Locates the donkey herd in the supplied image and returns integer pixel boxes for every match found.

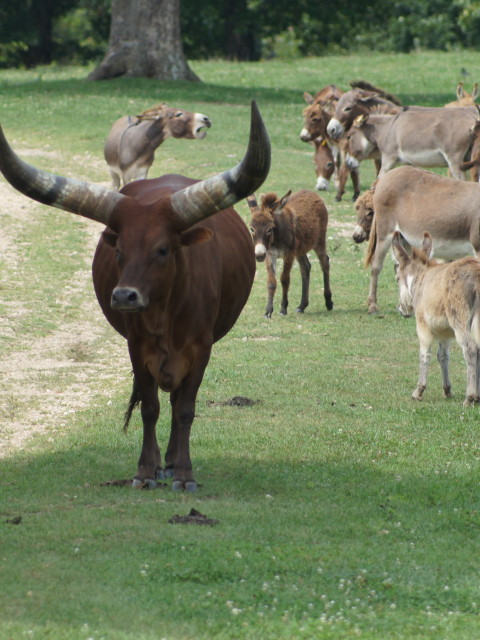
[2,78,480,489]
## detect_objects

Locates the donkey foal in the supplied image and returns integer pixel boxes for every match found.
[392,231,480,406]
[247,190,333,318]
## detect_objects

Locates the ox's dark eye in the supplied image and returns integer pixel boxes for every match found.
[326,161,334,168]
[367,210,374,217]
[344,106,352,112]
[155,246,169,259]
[174,111,183,118]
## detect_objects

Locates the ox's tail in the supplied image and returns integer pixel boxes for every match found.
[123,374,141,432]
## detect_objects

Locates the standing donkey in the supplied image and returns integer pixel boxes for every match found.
[392,231,480,406]
[247,190,333,317]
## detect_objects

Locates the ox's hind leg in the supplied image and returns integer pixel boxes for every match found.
[296,254,311,313]
[437,340,452,399]
[280,253,295,315]
[165,349,211,492]
[314,247,333,311]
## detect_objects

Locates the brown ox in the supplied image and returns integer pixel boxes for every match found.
[346,108,479,179]
[362,166,480,314]
[247,190,333,317]
[300,90,359,201]
[104,102,212,190]
[327,87,403,140]
[445,82,479,108]
[392,231,480,406]
[0,101,270,491]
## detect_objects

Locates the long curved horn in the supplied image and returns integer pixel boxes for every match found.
[170,100,271,228]
[0,126,125,224]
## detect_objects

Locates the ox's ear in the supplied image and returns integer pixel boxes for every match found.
[180,227,214,247]
[456,82,464,101]
[392,231,410,266]
[304,92,315,105]
[102,229,119,247]
[473,82,479,100]
[421,232,433,258]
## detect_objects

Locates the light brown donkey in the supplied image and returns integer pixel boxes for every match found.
[392,231,480,406]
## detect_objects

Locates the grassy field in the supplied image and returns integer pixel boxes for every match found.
[1,51,480,639]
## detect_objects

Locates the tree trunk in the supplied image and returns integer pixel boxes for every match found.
[88,0,199,81]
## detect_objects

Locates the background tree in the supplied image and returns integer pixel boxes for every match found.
[87,0,199,80]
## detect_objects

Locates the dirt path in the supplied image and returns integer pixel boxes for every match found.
[0,179,128,458]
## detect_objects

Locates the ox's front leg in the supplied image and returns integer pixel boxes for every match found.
[165,350,211,492]
[296,254,311,313]
[280,253,295,315]
[132,371,162,489]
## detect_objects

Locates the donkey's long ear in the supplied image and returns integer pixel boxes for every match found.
[246,194,258,209]
[421,232,433,258]
[392,231,410,266]
[278,190,292,209]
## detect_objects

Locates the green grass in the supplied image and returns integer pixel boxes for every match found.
[1,52,480,639]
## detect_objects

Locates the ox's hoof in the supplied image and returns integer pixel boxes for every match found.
[296,307,305,314]
[325,298,333,311]
[132,477,157,489]
[172,480,197,492]
[367,305,379,315]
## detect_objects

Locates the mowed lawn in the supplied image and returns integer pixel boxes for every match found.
[1,51,480,640]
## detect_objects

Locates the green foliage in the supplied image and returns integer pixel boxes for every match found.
[1,0,480,68]
[1,52,480,639]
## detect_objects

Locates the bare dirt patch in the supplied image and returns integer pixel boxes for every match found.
[0,178,128,458]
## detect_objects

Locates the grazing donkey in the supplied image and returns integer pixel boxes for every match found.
[247,190,333,317]
[392,231,480,406]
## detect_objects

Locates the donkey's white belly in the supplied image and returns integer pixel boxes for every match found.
[397,147,447,167]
